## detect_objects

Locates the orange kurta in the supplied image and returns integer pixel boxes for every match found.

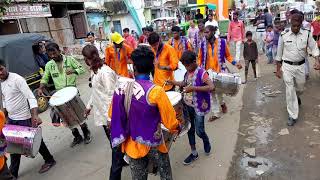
[0,111,6,171]
[105,43,133,77]
[109,85,179,159]
[167,38,193,60]
[197,39,234,72]
[152,43,179,91]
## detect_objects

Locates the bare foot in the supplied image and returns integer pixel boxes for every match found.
[209,116,220,122]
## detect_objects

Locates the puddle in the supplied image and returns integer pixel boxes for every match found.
[240,156,273,177]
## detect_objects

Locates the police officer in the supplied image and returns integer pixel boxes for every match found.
[275,12,320,126]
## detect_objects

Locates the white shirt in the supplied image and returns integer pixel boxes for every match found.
[276,29,320,62]
[84,41,105,58]
[1,73,38,120]
[205,20,219,28]
[86,65,117,126]
[205,20,220,37]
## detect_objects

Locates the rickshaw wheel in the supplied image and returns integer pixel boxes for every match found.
[38,96,49,113]
[33,89,50,113]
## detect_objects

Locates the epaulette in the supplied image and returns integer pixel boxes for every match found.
[281,29,289,36]
[301,27,311,32]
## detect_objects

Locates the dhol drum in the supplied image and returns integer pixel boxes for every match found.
[147,91,190,174]
[208,70,242,96]
[49,87,86,129]
[2,125,42,158]
[174,62,187,82]
[162,91,190,149]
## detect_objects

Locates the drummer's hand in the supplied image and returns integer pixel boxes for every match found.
[31,116,42,128]
[165,80,175,85]
[276,69,282,79]
[37,88,45,97]
[66,68,75,75]
[84,108,91,118]
[183,86,195,93]
[236,62,242,69]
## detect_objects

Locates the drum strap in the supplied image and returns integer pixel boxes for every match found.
[124,81,135,121]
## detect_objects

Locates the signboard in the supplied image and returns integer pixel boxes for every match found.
[3,3,52,20]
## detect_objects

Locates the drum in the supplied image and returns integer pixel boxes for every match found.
[2,125,42,158]
[161,91,190,150]
[174,62,187,82]
[208,70,241,96]
[49,87,86,128]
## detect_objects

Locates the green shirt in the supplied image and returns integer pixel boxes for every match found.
[40,55,85,90]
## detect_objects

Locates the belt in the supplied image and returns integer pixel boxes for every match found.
[283,60,305,66]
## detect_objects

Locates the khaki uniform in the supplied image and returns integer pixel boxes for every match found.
[275,28,319,119]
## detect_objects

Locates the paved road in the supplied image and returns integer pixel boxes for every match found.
[227,57,320,180]
[14,63,244,180]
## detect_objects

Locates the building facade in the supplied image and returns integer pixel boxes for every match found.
[0,0,89,48]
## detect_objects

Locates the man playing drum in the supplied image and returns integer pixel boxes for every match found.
[167,26,193,60]
[198,25,242,121]
[109,46,180,180]
[37,43,92,147]
[148,32,179,91]
[0,60,56,178]
[167,51,214,165]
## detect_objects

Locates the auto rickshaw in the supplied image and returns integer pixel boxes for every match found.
[0,33,55,113]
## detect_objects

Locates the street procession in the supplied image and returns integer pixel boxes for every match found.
[1,0,320,179]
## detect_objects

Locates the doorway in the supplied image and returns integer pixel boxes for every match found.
[113,20,122,35]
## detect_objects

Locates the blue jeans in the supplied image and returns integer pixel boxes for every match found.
[266,46,273,63]
[183,104,210,147]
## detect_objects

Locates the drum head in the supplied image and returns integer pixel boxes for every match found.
[31,128,42,157]
[165,91,182,106]
[49,87,78,106]
[174,62,187,82]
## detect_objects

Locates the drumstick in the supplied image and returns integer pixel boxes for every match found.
[41,95,59,98]
[162,79,170,88]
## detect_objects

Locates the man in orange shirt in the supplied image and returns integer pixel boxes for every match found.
[110,46,180,179]
[148,32,179,91]
[105,32,133,77]
[167,26,193,60]
[198,25,242,121]
[0,111,15,180]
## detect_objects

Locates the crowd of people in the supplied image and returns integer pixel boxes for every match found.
[1,5,320,180]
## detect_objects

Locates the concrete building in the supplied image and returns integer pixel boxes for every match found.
[0,0,89,48]
[144,0,177,23]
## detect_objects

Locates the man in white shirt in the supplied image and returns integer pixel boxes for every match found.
[0,60,56,178]
[85,32,105,58]
[205,14,220,37]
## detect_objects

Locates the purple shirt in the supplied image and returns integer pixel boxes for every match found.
[273,31,280,46]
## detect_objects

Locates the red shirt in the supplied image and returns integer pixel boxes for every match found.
[139,35,148,43]
[124,35,137,49]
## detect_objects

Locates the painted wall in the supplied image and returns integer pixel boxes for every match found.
[111,13,139,33]
[87,13,107,39]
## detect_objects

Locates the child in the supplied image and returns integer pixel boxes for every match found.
[243,31,258,83]
[0,111,16,180]
[167,50,214,165]
[264,25,274,64]
[272,23,281,63]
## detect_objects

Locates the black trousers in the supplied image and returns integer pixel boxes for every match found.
[71,122,90,139]
[0,161,16,180]
[7,119,55,178]
[103,125,124,180]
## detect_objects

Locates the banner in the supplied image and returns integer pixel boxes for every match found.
[3,3,52,20]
